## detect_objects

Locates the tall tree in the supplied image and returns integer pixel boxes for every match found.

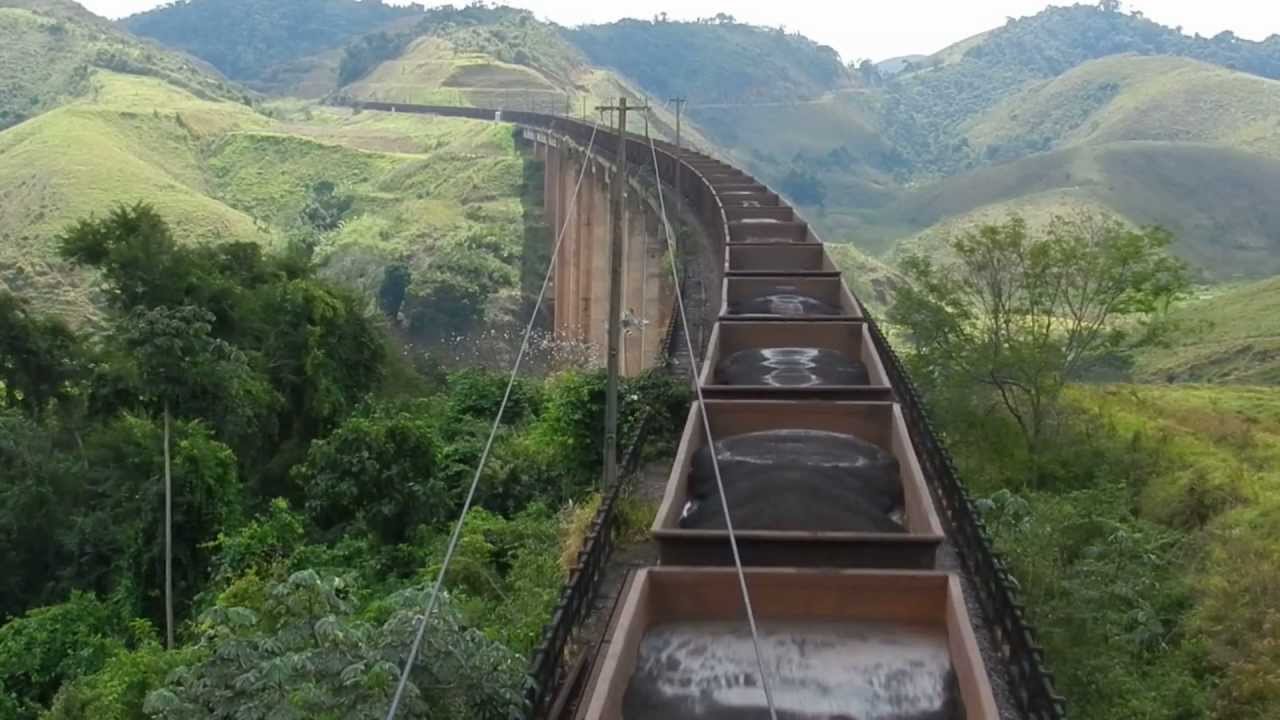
[890,213,1187,474]
[117,306,253,647]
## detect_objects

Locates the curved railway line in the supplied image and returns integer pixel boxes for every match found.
[351,101,1067,720]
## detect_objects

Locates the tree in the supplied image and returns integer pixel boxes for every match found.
[293,406,439,544]
[890,213,1187,475]
[378,263,411,320]
[59,204,193,312]
[0,293,81,419]
[118,306,254,648]
[143,571,523,720]
[299,180,354,233]
[0,592,142,720]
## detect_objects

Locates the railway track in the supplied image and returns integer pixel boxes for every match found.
[348,100,1066,720]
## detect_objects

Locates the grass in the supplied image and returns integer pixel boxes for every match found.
[1135,276,1280,384]
[1074,385,1280,718]
[958,382,1280,719]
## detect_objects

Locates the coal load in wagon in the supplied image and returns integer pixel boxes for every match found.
[729,292,840,317]
[622,620,965,720]
[680,429,904,532]
[716,347,870,387]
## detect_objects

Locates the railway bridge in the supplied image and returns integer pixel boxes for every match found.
[353,101,1066,720]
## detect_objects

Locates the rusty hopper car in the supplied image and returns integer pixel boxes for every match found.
[721,275,864,320]
[652,400,945,569]
[725,243,840,276]
[699,320,893,401]
[575,568,999,720]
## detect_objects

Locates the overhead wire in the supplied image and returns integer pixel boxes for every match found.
[642,117,781,720]
[383,119,602,720]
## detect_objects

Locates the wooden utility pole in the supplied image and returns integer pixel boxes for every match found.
[163,401,173,649]
[670,97,687,149]
[671,97,687,202]
[595,97,647,488]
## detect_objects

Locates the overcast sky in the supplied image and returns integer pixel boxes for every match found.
[81,0,1280,62]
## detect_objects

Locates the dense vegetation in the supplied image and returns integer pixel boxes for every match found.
[891,214,1279,719]
[0,204,688,718]
[123,0,418,84]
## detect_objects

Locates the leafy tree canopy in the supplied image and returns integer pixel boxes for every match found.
[891,212,1187,471]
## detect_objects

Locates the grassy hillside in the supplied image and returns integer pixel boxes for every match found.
[1135,278,1280,385]
[0,68,542,332]
[0,0,245,129]
[0,71,269,319]
[967,55,1280,163]
[559,8,1280,283]
[970,383,1280,719]
[863,141,1280,279]
[1073,385,1280,718]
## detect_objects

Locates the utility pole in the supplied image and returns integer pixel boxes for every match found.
[670,97,687,150]
[670,97,687,202]
[595,97,647,488]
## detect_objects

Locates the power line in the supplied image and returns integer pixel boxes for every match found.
[643,117,780,720]
[383,120,602,720]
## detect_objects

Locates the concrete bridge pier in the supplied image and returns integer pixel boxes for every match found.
[535,134,675,374]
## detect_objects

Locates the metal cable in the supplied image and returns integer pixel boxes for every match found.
[643,119,781,720]
[384,120,601,720]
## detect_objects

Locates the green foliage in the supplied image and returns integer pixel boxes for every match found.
[0,4,243,130]
[377,264,411,320]
[891,213,1186,467]
[0,592,142,719]
[144,570,522,720]
[61,204,386,487]
[1134,276,1280,384]
[44,641,194,720]
[116,305,253,417]
[0,292,81,419]
[428,506,562,655]
[59,203,198,313]
[983,486,1210,720]
[299,180,354,234]
[404,228,520,340]
[337,31,411,87]
[444,368,538,426]
[778,167,825,208]
[293,405,438,544]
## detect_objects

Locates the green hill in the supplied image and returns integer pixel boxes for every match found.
[966,55,1280,164]
[566,18,853,104]
[864,141,1280,278]
[0,0,245,129]
[123,0,416,86]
